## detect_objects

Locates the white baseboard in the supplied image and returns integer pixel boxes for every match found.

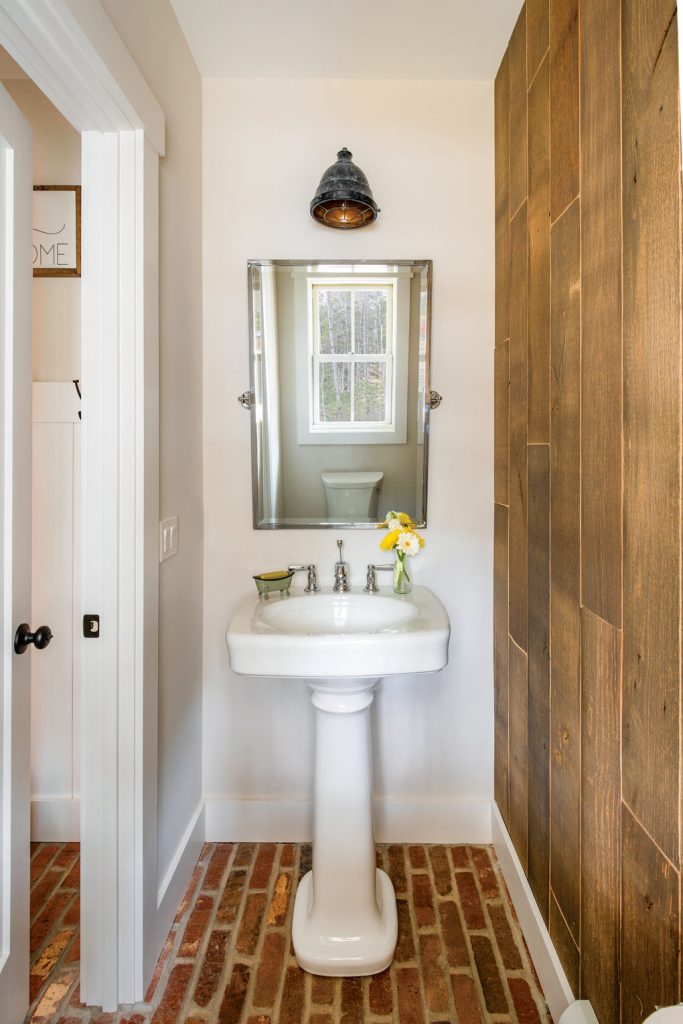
[146,798,205,986]
[205,795,493,844]
[557,1002,600,1024]
[491,802,575,1023]
[376,796,492,843]
[31,796,80,842]
[156,799,206,910]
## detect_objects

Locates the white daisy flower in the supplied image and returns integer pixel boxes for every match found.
[386,517,401,532]
[397,531,420,556]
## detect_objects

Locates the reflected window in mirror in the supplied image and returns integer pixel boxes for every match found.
[312,282,393,433]
[247,260,432,530]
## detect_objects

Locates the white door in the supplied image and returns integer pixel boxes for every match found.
[0,83,33,1024]
[31,383,80,842]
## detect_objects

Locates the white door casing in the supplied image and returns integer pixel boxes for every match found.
[0,0,166,1011]
[0,81,32,1024]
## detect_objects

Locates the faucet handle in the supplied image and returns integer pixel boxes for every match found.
[364,563,393,593]
[287,563,320,593]
[306,564,320,593]
[364,565,378,593]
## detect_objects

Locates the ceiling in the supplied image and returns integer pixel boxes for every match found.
[169,0,523,81]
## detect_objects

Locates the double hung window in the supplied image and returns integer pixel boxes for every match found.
[310,281,395,435]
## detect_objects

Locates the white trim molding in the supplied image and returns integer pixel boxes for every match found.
[150,801,205,979]
[157,801,205,910]
[557,1001,600,1024]
[0,0,164,153]
[492,802,575,1023]
[206,795,493,845]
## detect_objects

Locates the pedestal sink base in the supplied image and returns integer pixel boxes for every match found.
[291,678,398,976]
[226,589,450,978]
[292,868,398,977]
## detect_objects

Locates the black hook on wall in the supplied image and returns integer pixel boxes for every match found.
[73,379,81,419]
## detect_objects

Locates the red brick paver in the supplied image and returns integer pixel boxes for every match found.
[26,842,551,1024]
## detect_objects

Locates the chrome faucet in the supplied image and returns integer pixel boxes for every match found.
[333,538,350,593]
[363,563,394,593]
[287,563,320,593]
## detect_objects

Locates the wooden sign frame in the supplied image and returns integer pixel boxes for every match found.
[32,185,81,278]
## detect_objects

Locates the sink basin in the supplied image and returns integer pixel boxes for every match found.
[225,584,450,978]
[260,591,417,633]
[227,585,449,678]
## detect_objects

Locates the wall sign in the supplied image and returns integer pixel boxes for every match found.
[33,185,81,277]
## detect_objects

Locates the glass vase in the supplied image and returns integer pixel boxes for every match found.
[393,551,412,595]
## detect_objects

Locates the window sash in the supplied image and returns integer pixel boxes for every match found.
[310,282,395,430]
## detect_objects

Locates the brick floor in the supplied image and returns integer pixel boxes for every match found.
[26,841,551,1024]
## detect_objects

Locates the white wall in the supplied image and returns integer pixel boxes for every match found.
[99,0,204,883]
[202,79,494,839]
[1,77,80,381]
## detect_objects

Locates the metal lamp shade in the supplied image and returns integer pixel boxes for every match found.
[310,148,379,229]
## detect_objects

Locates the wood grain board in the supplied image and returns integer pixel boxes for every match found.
[494,504,510,823]
[509,8,528,217]
[495,52,511,347]
[526,0,549,86]
[508,204,528,650]
[508,637,529,870]
[494,340,509,506]
[527,55,550,444]
[621,0,681,868]
[549,0,579,220]
[527,444,549,920]
[621,806,679,1024]
[579,0,623,628]
[549,890,579,997]
[549,197,582,948]
[581,609,621,1024]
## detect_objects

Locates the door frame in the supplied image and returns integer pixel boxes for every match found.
[0,0,164,1009]
[0,75,33,1024]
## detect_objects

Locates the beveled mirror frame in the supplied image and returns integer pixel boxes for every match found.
[245,259,434,529]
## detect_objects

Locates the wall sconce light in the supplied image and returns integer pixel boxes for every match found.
[310,148,379,229]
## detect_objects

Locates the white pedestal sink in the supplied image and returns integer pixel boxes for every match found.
[226,585,450,976]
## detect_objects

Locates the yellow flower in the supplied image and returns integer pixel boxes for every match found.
[398,512,415,527]
[380,529,400,551]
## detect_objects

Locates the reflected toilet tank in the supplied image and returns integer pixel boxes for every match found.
[322,471,384,519]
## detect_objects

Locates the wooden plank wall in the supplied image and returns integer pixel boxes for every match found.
[493,1,682,1020]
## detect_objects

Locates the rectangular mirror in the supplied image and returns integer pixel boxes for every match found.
[247,259,433,529]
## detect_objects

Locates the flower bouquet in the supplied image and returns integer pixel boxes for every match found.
[378,511,425,594]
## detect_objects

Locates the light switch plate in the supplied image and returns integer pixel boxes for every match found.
[159,515,178,563]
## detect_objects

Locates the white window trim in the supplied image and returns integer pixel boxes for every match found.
[294,269,411,446]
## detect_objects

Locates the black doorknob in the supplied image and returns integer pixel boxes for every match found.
[14,623,53,655]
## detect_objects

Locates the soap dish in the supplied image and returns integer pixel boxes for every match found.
[253,569,294,600]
